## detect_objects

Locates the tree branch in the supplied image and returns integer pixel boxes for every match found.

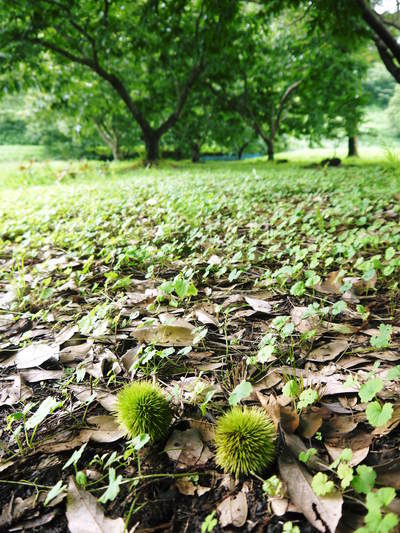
[272,80,301,136]
[355,0,400,64]
[373,36,400,83]
[24,35,152,134]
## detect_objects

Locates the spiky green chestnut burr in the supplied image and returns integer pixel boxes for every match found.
[116,381,172,442]
[215,406,276,477]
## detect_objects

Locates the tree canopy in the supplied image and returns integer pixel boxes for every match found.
[0,0,394,160]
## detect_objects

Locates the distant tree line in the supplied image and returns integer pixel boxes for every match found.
[0,0,398,162]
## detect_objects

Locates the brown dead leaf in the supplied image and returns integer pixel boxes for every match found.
[291,307,319,333]
[322,415,359,437]
[298,411,323,439]
[244,296,272,314]
[217,491,248,528]
[70,385,117,412]
[346,274,377,295]
[194,308,219,327]
[79,415,126,443]
[20,369,63,382]
[279,448,343,533]
[36,431,88,454]
[188,419,215,443]
[315,271,343,295]
[308,340,348,362]
[175,477,211,497]
[66,477,125,533]
[16,343,59,369]
[253,371,282,391]
[256,392,299,433]
[59,342,93,363]
[54,325,79,346]
[131,322,197,346]
[376,464,400,489]
[325,444,369,467]
[165,429,213,469]
[325,428,372,453]
[0,494,37,529]
[0,375,32,406]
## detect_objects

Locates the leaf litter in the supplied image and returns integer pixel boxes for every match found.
[0,163,400,531]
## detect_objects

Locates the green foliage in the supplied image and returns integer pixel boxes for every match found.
[298,448,317,463]
[201,511,218,533]
[282,522,300,533]
[215,406,276,476]
[355,488,399,533]
[387,366,400,380]
[388,86,400,137]
[297,388,318,410]
[359,378,383,403]
[370,324,392,349]
[337,463,354,489]
[44,480,67,507]
[363,62,396,108]
[352,465,377,495]
[228,381,253,406]
[116,381,172,442]
[262,475,283,497]
[98,468,123,504]
[365,401,393,428]
[311,472,335,496]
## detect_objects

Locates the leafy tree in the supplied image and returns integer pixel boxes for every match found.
[0,0,241,161]
[268,0,400,84]
[0,94,31,145]
[363,61,396,107]
[25,60,140,160]
[387,85,400,136]
[210,10,367,160]
[166,92,256,161]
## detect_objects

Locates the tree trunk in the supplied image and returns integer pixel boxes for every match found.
[267,139,274,161]
[191,142,201,163]
[238,142,249,160]
[348,136,359,157]
[111,142,120,161]
[94,121,121,161]
[144,132,160,163]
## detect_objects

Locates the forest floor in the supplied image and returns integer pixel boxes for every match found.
[1,158,400,533]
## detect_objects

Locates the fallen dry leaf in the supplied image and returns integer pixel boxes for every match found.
[70,385,117,412]
[298,411,323,438]
[16,343,59,369]
[36,431,88,454]
[217,490,248,528]
[59,341,93,363]
[165,429,213,468]
[0,375,32,406]
[66,477,125,533]
[195,309,219,327]
[79,415,126,443]
[131,322,197,346]
[308,340,348,362]
[291,307,319,333]
[315,271,343,294]
[175,477,211,497]
[256,392,299,433]
[244,296,272,314]
[20,369,63,382]
[279,448,343,533]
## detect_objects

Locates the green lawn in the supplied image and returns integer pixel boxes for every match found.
[1,160,400,531]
